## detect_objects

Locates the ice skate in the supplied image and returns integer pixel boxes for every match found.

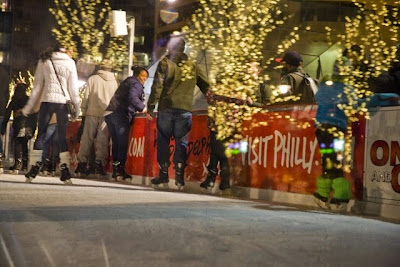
[200,169,217,194]
[119,165,132,183]
[151,163,169,189]
[8,159,22,175]
[313,193,330,210]
[151,175,169,189]
[0,153,4,174]
[74,162,88,177]
[110,161,120,181]
[174,163,185,190]
[329,198,348,212]
[21,158,29,175]
[60,163,73,184]
[39,158,51,177]
[48,161,57,177]
[25,161,42,182]
[219,178,231,196]
[94,159,107,178]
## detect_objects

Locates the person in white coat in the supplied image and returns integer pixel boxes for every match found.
[22,44,80,184]
[75,59,118,177]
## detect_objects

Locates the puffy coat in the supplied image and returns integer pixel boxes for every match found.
[106,76,145,122]
[22,52,79,115]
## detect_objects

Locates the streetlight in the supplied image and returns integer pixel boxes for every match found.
[109,10,135,76]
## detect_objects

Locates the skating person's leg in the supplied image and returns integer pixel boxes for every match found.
[201,131,219,191]
[93,117,110,177]
[49,126,59,176]
[26,103,53,181]
[9,137,23,174]
[76,116,97,175]
[55,103,73,184]
[151,110,173,187]
[40,123,56,175]
[105,114,120,180]
[314,127,335,208]
[172,110,192,189]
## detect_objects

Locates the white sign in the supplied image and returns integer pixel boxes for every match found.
[364,106,400,205]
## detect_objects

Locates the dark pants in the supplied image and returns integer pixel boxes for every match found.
[208,131,230,179]
[156,109,192,166]
[14,137,29,160]
[315,124,345,179]
[105,112,130,166]
[34,102,69,152]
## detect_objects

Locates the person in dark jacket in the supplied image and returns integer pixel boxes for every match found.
[147,37,210,189]
[276,51,316,104]
[1,83,37,174]
[104,66,148,182]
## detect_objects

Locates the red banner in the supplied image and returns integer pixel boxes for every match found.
[66,107,365,198]
[125,114,211,181]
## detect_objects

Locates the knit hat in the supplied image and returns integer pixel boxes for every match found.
[276,51,303,67]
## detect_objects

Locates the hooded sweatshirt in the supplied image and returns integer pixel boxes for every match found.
[81,70,118,116]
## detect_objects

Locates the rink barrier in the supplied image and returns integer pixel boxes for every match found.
[2,105,399,220]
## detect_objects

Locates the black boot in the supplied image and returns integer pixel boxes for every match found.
[200,168,217,191]
[112,161,121,180]
[75,162,88,177]
[95,160,106,176]
[60,163,72,184]
[219,164,231,192]
[9,158,22,174]
[151,163,169,187]
[25,161,42,182]
[48,161,57,177]
[21,158,28,174]
[175,163,185,189]
[40,158,51,176]
[119,165,132,182]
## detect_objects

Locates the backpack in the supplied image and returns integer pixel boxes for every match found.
[289,72,319,104]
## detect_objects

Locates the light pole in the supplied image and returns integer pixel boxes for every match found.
[109,10,135,76]
[128,17,135,77]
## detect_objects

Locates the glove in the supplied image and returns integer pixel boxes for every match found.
[149,110,156,118]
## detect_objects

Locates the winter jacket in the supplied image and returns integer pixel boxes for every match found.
[147,53,209,113]
[106,76,145,122]
[81,70,118,116]
[22,52,80,116]
[315,82,348,131]
[281,66,315,104]
[1,94,37,139]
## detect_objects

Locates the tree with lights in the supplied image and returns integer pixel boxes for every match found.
[49,0,128,70]
[183,0,307,143]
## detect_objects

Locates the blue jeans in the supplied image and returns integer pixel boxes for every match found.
[34,103,69,152]
[42,123,59,163]
[105,112,130,166]
[157,109,192,166]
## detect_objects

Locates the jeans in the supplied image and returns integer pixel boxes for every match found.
[42,123,59,163]
[34,102,69,152]
[105,112,130,166]
[156,109,192,166]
